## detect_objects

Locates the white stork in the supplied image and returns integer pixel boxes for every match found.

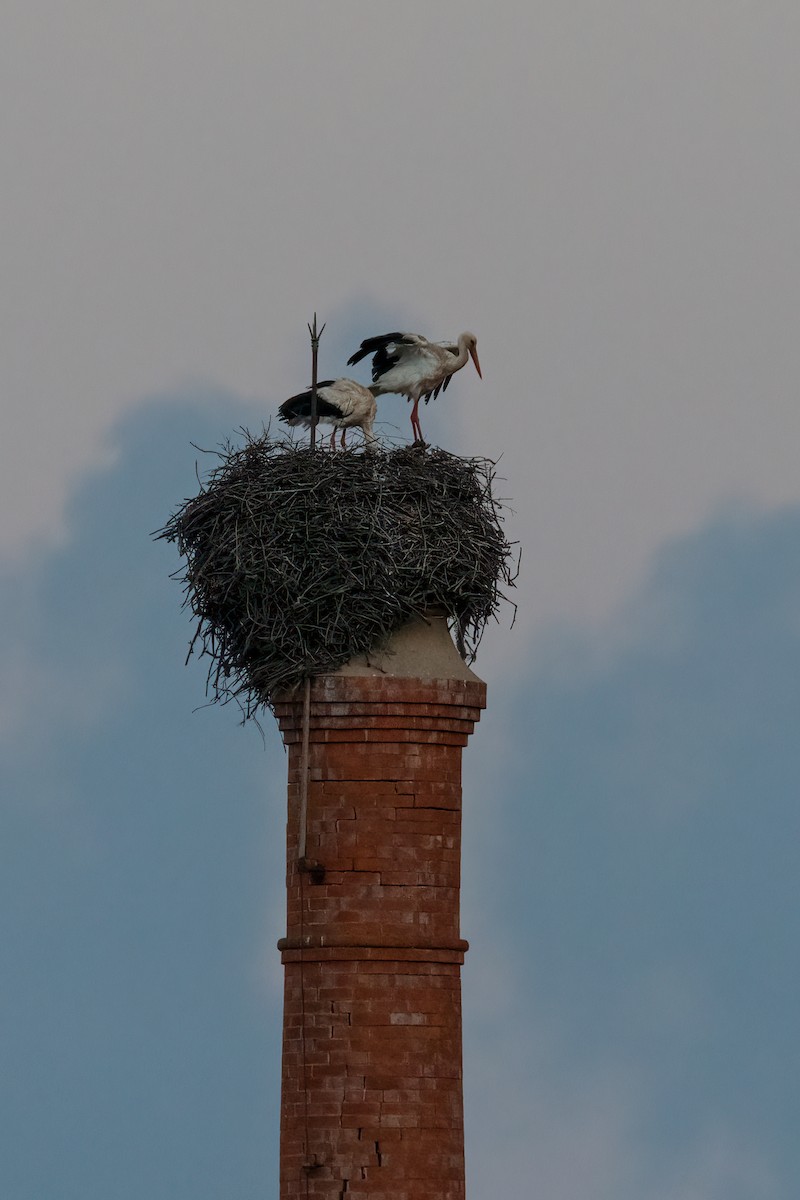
[278,378,377,449]
[347,331,481,445]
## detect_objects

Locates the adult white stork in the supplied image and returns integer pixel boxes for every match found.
[278,378,377,449]
[347,331,481,445]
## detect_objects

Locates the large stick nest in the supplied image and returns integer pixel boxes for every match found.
[156,433,517,719]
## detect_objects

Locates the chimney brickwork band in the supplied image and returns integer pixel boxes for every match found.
[274,675,486,1200]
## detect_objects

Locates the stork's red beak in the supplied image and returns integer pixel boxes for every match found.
[470,346,482,379]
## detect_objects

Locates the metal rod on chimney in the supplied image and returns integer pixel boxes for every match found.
[297,675,311,863]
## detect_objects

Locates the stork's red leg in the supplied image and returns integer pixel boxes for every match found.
[341,429,347,448]
[410,396,424,445]
[329,428,336,450]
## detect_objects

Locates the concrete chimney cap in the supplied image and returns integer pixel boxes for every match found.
[334,611,482,682]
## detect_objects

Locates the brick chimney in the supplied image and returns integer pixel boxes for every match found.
[274,614,486,1199]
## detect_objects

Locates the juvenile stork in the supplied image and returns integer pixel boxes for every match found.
[347,330,481,445]
[278,378,377,449]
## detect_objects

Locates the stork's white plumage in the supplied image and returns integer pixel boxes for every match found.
[347,331,481,445]
[278,378,377,449]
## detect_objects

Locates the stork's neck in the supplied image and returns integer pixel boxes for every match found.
[451,335,471,368]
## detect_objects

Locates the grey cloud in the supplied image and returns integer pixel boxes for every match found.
[2,390,798,1197]
[462,503,800,1196]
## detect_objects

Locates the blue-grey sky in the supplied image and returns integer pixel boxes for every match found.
[3,3,800,1197]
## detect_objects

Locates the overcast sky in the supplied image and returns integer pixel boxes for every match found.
[3,4,799,1197]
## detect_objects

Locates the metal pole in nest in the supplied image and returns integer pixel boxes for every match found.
[307,312,326,451]
[298,313,326,867]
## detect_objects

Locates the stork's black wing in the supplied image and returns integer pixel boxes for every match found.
[279,382,342,423]
[346,332,411,367]
[348,332,434,387]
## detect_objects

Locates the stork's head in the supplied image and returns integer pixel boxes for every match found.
[462,332,482,379]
